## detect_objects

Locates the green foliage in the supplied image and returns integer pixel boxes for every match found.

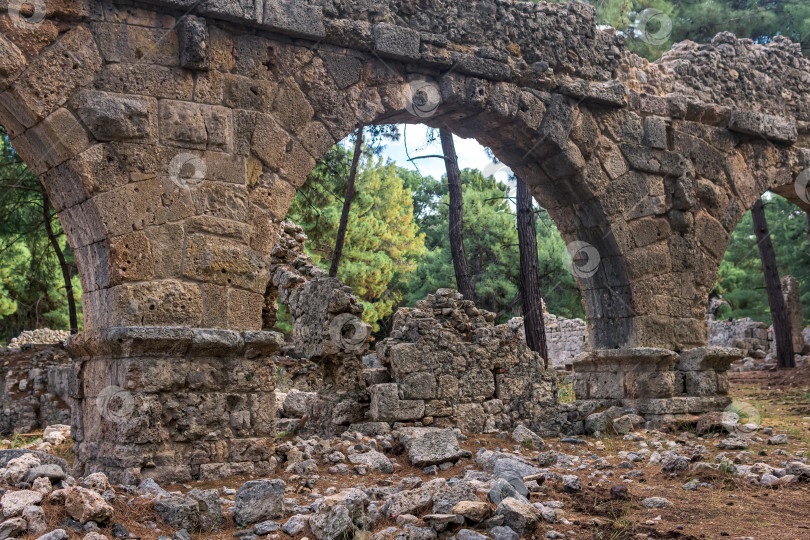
[714,194,810,325]
[0,131,82,343]
[537,0,810,59]
[290,141,585,331]
[288,145,426,330]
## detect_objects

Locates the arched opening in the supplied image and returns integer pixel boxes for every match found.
[709,191,810,366]
[0,124,83,343]
[276,123,587,362]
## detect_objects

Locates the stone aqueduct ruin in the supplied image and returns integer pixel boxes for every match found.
[1,0,809,483]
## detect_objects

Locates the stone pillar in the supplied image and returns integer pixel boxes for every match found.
[67,327,282,485]
[573,346,741,422]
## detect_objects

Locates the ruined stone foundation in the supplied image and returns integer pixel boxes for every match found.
[67,327,282,485]
[372,289,559,434]
[573,346,742,423]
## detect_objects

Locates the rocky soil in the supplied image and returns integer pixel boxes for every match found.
[1,379,809,540]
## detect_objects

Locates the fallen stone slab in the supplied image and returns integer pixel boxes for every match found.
[347,451,393,474]
[399,428,464,467]
[0,451,69,474]
[233,480,286,526]
[495,497,540,536]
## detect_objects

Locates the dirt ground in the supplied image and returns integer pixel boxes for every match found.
[10,368,810,540]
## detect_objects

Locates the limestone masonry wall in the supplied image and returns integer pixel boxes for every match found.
[0,346,72,436]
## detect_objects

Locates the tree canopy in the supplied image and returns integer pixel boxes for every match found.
[0,130,82,343]
[714,194,810,325]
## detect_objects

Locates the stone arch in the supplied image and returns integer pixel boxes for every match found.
[1,0,809,482]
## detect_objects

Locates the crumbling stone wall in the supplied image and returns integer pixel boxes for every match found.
[509,314,588,369]
[0,346,72,435]
[372,289,558,434]
[266,222,372,434]
[709,318,771,358]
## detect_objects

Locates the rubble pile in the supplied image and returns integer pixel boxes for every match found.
[4,330,71,351]
[2,417,809,540]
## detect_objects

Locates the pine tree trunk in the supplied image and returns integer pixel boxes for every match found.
[751,198,795,368]
[806,212,810,256]
[330,126,364,278]
[516,177,549,367]
[42,192,78,334]
[439,128,475,301]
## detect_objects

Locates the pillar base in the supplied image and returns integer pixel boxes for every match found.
[66,327,283,485]
[573,347,742,422]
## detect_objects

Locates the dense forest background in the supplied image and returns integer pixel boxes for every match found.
[1,0,809,342]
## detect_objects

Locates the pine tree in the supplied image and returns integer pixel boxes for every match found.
[439,129,475,301]
[516,176,549,365]
[751,198,795,368]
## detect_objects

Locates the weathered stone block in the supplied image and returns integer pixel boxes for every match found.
[537,94,574,150]
[272,78,314,133]
[188,181,249,222]
[74,241,111,292]
[179,15,210,70]
[319,51,362,90]
[144,222,185,279]
[642,116,668,149]
[728,109,797,144]
[201,283,229,328]
[183,234,269,293]
[91,22,179,66]
[621,145,687,176]
[12,107,91,174]
[298,121,335,160]
[109,280,203,327]
[108,231,155,285]
[251,114,290,168]
[11,25,102,123]
[197,0,262,23]
[402,372,437,400]
[369,383,425,421]
[629,217,671,248]
[228,288,264,331]
[682,370,718,396]
[261,0,326,39]
[450,52,511,81]
[58,199,106,249]
[559,79,626,107]
[0,33,26,92]
[676,347,742,372]
[75,91,158,142]
[160,100,233,151]
[372,23,420,61]
[94,64,194,100]
[223,74,277,112]
[624,369,676,398]
[93,177,194,237]
[277,139,315,187]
